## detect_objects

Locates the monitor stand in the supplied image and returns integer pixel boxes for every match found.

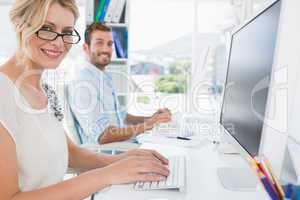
[217,141,240,155]
[216,142,258,191]
[217,167,258,191]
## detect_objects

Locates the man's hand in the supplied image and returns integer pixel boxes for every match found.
[154,108,171,116]
[151,108,172,124]
[141,108,172,131]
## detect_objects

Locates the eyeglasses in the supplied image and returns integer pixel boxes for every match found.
[36,29,81,44]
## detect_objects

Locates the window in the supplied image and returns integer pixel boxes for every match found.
[128,0,193,115]
[195,1,237,95]
[0,3,15,65]
[193,0,271,114]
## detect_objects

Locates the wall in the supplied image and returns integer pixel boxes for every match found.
[0,4,16,59]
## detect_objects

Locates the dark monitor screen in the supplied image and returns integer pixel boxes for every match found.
[220,0,281,156]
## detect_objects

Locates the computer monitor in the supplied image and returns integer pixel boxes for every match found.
[220,0,281,157]
[216,0,282,190]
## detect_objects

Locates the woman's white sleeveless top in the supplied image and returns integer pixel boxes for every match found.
[0,73,68,191]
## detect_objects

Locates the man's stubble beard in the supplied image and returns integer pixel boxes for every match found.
[90,52,110,71]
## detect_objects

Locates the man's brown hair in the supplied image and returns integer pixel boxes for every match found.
[84,22,112,45]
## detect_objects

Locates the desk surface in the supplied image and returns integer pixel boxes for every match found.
[95,141,269,200]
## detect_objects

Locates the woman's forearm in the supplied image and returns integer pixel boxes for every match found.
[68,139,119,172]
[11,168,111,200]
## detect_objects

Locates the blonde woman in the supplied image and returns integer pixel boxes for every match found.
[0,0,169,199]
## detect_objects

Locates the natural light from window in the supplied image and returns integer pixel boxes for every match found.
[128,0,193,116]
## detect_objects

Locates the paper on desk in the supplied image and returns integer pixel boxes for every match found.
[153,113,217,138]
[137,134,209,148]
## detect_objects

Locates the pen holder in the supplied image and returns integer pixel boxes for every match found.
[283,184,300,200]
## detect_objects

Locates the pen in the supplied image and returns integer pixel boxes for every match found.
[176,136,191,140]
[165,136,191,140]
[253,157,280,199]
[250,159,280,200]
[262,157,285,199]
[258,170,280,200]
[284,184,293,200]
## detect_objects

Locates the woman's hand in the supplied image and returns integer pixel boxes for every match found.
[103,155,169,185]
[118,149,169,165]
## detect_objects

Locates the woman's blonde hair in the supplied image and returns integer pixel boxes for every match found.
[9,0,79,66]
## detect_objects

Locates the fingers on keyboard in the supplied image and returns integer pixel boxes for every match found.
[151,150,169,165]
[134,156,186,191]
[138,149,169,165]
[139,160,169,176]
[138,173,166,182]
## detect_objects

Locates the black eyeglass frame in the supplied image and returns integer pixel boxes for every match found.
[36,29,81,44]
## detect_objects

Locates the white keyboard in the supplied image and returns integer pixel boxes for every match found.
[134,156,186,191]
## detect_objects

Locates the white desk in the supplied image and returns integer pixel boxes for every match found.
[95,141,269,200]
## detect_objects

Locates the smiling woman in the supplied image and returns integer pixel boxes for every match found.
[10,0,79,69]
[0,1,170,199]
